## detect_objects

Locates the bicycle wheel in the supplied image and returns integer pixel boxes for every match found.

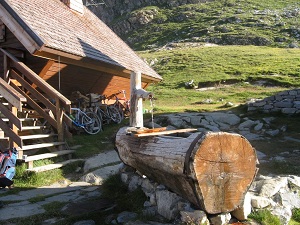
[107,105,122,124]
[81,111,102,134]
[116,102,124,120]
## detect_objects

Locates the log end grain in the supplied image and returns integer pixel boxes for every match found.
[191,132,257,214]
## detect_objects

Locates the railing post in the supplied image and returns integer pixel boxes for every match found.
[3,54,10,81]
[56,98,64,149]
[9,104,22,157]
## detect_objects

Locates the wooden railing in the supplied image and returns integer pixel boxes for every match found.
[0,48,72,147]
[0,77,26,147]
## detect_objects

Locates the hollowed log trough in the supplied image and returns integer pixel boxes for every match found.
[115,127,258,214]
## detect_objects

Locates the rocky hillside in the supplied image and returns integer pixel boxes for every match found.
[85,0,300,50]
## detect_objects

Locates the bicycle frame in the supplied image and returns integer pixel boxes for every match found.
[111,90,130,118]
[70,107,92,128]
[66,107,102,134]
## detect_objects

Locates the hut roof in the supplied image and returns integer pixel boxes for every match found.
[0,0,162,82]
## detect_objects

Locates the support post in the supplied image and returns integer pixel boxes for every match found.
[3,54,9,81]
[130,71,152,128]
[55,98,64,148]
[9,105,21,157]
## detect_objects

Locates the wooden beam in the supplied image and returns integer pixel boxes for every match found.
[35,50,130,76]
[39,60,55,78]
[1,49,71,112]
[0,117,22,147]
[0,77,26,110]
[10,69,56,113]
[3,54,8,81]
[55,97,64,145]
[30,59,55,90]
[130,71,143,128]
[11,83,58,129]
[9,105,19,149]
[34,50,162,83]
[133,128,198,137]
[0,102,22,130]
[0,3,42,54]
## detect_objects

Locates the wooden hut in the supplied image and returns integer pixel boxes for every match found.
[0,0,162,171]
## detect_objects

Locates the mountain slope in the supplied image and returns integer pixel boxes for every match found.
[88,0,300,50]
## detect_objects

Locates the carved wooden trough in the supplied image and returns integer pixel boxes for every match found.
[115,127,258,214]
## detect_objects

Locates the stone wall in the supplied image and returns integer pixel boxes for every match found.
[248,89,300,114]
[120,165,300,225]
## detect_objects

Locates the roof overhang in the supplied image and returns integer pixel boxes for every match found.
[34,47,162,83]
[0,1,44,53]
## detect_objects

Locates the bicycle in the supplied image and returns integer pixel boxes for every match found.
[88,94,122,125]
[67,107,102,135]
[42,106,102,135]
[108,90,130,120]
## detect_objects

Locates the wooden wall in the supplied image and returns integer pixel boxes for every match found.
[44,61,137,99]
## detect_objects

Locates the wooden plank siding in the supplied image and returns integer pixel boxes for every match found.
[43,61,146,99]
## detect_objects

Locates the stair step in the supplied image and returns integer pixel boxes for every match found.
[21,126,46,130]
[20,142,66,151]
[26,159,84,173]
[1,118,38,122]
[0,134,57,141]
[23,150,75,162]
[20,134,57,140]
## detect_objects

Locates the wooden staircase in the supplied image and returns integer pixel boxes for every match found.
[0,48,79,172]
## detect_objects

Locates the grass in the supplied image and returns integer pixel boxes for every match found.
[292,208,300,223]
[140,45,300,113]
[248,209,281,225]
[6,119,128,190]
[67,118,129,158]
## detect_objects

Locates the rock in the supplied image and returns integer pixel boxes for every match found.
[142,206,157,217]
[270,156,285,161]
[255,151,267,160]
[224,102,234,107]
[121,172,131,184]
[156,190,182,220]
[141,178,157,194]
[271,206,292,225]
[254,122,263,131]
[42,218,62,225]
[231,192,252,220]
[83,151,120,172]
[278,188,300,208]
[259,177,288,197]
[265,129,280,136]
[288,175,300,187]
[239,131,263,141]
[80,164,120,185]
[128,174,142,192]
[238,119,257,130]
[205,112,241,126]
[251,195,274,208]
[117,211,138,223]
[72,220,95,225]
[209,213,231,225]
[180,210,209,224]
